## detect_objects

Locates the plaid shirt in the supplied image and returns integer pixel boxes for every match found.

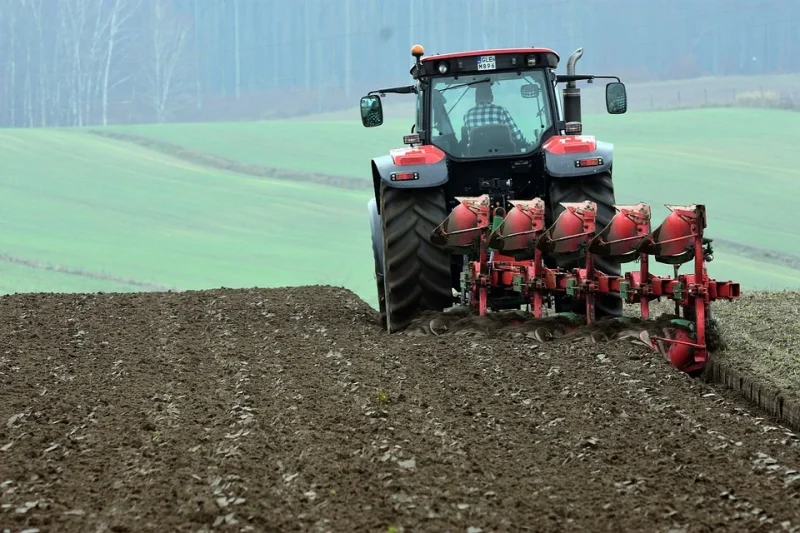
[463,103,526,144]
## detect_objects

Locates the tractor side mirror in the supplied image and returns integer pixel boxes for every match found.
[520,84,540,99]
[360,95,384,127]
[605,82,627,114]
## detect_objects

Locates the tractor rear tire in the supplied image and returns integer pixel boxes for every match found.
[547,172,623,319]
[379,182,453,332]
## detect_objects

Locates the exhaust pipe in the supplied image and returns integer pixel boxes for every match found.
[563,47,583,125]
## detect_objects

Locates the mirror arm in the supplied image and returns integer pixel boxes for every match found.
[556,74,621,84]
[556,74,593,83]
[368,85,418,96]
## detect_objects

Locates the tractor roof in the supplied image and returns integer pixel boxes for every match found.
[420,47,560,63]
[411,46,560,78]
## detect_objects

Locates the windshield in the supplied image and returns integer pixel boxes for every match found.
[428,69,554,159]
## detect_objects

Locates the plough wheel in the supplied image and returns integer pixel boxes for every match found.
[547,172,623,318]
[379,182,453,333]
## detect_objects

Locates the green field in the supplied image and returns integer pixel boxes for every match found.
[113,108,800,255]
[1,107,799,306]
[0,128,375,299]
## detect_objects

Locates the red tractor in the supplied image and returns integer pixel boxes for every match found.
[361,45,739,374]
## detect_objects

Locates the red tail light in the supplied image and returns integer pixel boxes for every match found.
[575,157,603,168]
[390,172,419,181]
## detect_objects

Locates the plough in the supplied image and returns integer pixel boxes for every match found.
[360,44,740,376]
[430,196,740,374]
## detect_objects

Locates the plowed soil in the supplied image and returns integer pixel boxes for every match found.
[2,286,800,533]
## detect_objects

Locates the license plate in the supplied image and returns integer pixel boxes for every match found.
[476,55,496,71]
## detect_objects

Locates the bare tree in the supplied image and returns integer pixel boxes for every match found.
[233,0,240,100]
[304,0,312,91]
[79,0,139,125]
[23,23,33,127]
[100,0,140,125]
[22,0,50,126]
[141,0,191,122]
[57,0,91,126]
[4,0,19,127]
[344,0,351,99]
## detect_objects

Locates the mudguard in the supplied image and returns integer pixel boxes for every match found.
[371,144,449,200]
[368,198,384,276]
[543,135,614,178]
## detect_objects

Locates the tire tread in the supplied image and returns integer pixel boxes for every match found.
[380,183,452,332]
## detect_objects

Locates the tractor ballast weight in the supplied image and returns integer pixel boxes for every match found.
[359,44,739,374]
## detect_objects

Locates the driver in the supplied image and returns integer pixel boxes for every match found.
[463,82,527,145]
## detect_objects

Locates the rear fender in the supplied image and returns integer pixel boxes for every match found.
[543,135,614,178]
[368,198,384,276]
[371,145,449,206]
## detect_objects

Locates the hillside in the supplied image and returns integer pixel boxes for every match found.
[110,108,800,257]
[0,128,374,298]
[108,107,800,292]
[1,108,798,307]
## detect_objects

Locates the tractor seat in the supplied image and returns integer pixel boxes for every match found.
[466,124,516,156]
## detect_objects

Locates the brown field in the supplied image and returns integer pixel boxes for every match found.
[1,286,799,532]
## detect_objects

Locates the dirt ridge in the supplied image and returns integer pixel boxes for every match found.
[714,238,800,271]
[0,251,174,292]
[88,129,371,191]
[705,358,800,432]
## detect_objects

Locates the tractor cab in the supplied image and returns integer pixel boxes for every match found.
[359,45,627,163]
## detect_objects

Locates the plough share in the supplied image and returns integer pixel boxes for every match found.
[430,196,740,375]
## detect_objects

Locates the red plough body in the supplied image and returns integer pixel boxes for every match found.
[430,196,740,374]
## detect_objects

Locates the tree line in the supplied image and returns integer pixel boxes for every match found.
[0,0,797,128]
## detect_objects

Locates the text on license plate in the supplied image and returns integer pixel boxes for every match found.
[477,55,496,71]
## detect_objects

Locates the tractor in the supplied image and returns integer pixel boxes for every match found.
[360,45,739,374]
[362,45,628,330]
